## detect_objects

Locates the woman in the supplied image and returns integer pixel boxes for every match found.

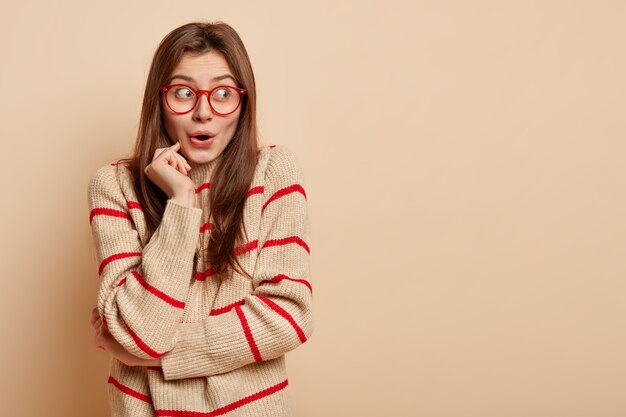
[87,21,313,416]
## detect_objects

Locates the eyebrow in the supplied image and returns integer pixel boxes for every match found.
[167,74,237,85]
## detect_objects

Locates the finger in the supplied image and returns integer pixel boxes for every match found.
[90,308,99,325]
[91,308,102,325]
[149,147,188,177]
[173,146,190,167]
[152,148,166,161]
[173,153,190,175]
[154,141,180,161]
[152,142,177,161]
[155,148,177,165]
[159,149,187,175]
[177,152,192,171]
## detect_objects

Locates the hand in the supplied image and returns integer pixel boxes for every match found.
[90,307,161,367]
[144,142,195,205]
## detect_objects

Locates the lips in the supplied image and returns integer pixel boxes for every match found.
[189,130,215,141]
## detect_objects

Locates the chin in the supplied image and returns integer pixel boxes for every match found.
[187,149,218,165]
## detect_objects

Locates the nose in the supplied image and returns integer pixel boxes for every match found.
[192,92,214,121]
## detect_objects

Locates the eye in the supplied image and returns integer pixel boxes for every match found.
[174,87,194,99]
[212,87,233,101]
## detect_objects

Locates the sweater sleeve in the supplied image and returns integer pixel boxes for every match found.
[159,146,314,380]
[88,164,202,360]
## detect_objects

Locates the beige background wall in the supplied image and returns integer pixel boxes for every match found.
[1,1,624,416]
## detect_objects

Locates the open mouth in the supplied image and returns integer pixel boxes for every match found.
[194,135,212,141]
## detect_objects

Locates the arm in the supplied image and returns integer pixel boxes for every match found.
[159,146,314,380]
[88,164,202,360]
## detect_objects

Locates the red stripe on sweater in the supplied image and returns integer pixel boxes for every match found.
[234,239,258,256]
[261,184,307,213]
[124,322,168,358]
[255,295,307,343]
[98,252,141,276]
[247,185,264,197]
[256,145,276,155]
[199,222,213,233]
[89,208,130,224]
[116,277,127,287]
[195,268,217,281]
[155,379,288,417]
[127,201,143,210]
[111,162,132,172]
[196,183,265,197]
[209,299,245,316]
[259,274,312,294]
[89,201,142,224]
[262,236,310,254]
[235,305,262,362]
[195,182,211,194]
[107,376,153,404]
[193,240,258,267]
[131,271,185,309]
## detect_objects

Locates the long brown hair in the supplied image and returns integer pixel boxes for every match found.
[116,21,258,279]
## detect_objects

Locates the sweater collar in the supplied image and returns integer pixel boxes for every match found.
[186,152,223,189]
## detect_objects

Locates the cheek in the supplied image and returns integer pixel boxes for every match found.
[225,112,242,131]
[162,113,181,136]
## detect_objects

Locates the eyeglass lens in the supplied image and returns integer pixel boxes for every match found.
[166,86,242,114]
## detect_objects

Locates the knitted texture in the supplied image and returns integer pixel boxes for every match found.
[87,144,313,416]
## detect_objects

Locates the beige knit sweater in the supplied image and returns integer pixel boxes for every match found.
[87,144,313,416]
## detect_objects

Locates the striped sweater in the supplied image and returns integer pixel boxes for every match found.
[87,144,313,417]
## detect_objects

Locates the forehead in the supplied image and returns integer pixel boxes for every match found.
[169,51,234,82]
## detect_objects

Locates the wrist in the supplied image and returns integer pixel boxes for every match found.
[171,191,195,208]
[132,357,161,367]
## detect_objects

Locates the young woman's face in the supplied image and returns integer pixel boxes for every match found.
[161,50,242,164]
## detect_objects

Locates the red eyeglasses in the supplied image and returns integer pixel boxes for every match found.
[161,84,247,115]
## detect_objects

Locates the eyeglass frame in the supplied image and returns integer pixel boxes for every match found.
[160,83,247,116]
